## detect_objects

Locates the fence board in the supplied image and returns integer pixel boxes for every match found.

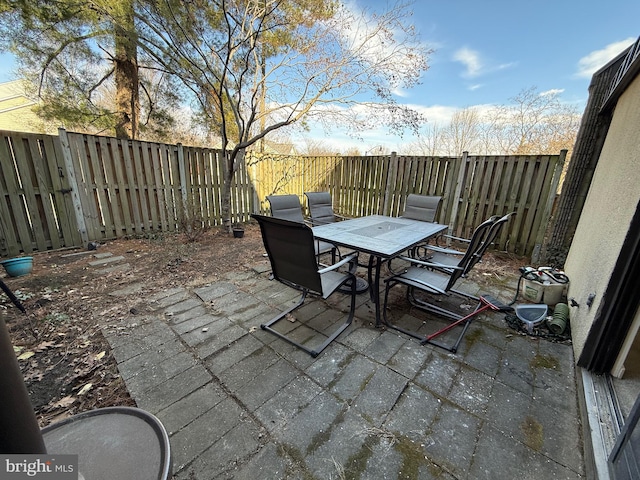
[0,135,32,254]
[121,140,142,233]
[1,129,564,259]
[48,133,77,246]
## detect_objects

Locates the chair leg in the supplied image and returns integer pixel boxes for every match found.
[382,280,481,354]
[260,280,356,358]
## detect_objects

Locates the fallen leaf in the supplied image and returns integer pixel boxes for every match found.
[286,313,296,323]
[52,396,76,408]
[77,383,93,396]
[35,341,57,351]
[18,351,35,360]
[13,345,24,353]
[95,351,106,361]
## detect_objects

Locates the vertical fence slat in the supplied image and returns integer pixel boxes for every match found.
[0,129,565,259]
[0,135,29,255]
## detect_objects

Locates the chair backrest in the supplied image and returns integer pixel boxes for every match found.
[252,214,323,295]
[401,194,442,222]
[444,215,499,290]
[473,212,515,261]
[305,192,336,225]
[266,195,305,223]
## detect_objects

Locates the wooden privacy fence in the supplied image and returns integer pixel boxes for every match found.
[0,129,255,257]
[0,128,566,260]
[250,150,567,259]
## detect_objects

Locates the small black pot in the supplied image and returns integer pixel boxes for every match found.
[232,228,244,238]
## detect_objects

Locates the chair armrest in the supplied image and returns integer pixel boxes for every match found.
[424,244,464,256]
[435,233,470,247]
[318,253,358,274]
[396,255,464,271]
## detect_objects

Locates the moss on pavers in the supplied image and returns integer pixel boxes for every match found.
[352,365,409,426]
[254,375,324,434]
[422,402,481,476]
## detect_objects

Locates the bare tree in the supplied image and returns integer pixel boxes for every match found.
[407,122,446,156]
[484,87,579,155]
[131,0,430,229]
[411,87,579,157]
[441,107,481,155]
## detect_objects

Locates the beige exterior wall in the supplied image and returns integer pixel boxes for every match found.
[565,74,640,360]
[0,80,51,134]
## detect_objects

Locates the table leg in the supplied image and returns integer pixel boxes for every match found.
[367,255,384,327]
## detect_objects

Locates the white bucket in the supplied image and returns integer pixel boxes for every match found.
[522,278,543,303]
[542,282,566,306]
[521,278,568,306]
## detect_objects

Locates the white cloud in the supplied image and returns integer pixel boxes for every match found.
[411,104,458,124]
[392,87,410,98]
[453,47,482,77]
[576,38,636,78]
[540,88,565,97]
[469,84,483,91]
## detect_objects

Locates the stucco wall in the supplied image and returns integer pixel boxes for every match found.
[565,74,640,359]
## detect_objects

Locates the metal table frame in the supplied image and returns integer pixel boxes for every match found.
[313,215,447,326]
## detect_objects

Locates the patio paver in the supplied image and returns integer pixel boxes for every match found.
[101,264,585,480]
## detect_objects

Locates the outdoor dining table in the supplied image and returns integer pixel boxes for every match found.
[313,214,447,327]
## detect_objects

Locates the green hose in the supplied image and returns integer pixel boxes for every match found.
[547,303,569,335]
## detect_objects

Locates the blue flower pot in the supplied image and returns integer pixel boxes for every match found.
[1,257,33,277]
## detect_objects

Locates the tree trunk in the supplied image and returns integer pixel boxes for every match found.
[114,1,139,139]
[221,151,234,232]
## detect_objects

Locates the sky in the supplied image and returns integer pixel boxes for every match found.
[0,0,638,153]
[299,0,639,153]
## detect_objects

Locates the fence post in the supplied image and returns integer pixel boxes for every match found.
[446,151,468,237]
[58,128,89,246]
[250,154,260,214]
[382,152,398,215]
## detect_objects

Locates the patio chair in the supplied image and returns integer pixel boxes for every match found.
[422,214,506,271]
[305,191,370,293]
[252,214,358,357]
[400,194,442,223]
[304,191,348,226]
[399,194,443,258]
[382,212,514,352]
[267,194,336,261]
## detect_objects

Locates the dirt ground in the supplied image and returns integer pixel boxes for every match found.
[1,223,266,428]
[1,222,525,428]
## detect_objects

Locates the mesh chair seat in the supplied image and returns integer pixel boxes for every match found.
[252,214,358,357]
[384,212,515,353]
